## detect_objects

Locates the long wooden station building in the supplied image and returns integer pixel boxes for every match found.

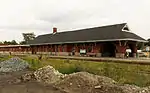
[0,23,147,58]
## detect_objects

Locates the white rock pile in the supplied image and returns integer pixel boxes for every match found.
[20,65,65,84]
[34,65,65,84]
[0,57,30,72]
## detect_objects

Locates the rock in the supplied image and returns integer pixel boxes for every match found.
[11,79,22,84]
[20,73,35,82]
[119,84,141,93]
[95,85,102,89]
[69,83,73,86]
[137,86,150,93]
[0,57,30,72]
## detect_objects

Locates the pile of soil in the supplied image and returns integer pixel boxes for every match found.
[55,72,150,93]
[55,72,129,93]
[55,72,116,93]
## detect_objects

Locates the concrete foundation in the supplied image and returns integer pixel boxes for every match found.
[58,52,68,56]
[116,53,125,58]
[96,53,102,57]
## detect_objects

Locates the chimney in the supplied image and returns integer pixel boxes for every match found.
[53,27,57,34]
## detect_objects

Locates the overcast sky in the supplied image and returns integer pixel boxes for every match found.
[0,0,150,42]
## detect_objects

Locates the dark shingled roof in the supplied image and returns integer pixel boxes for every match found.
[29,23,147,45]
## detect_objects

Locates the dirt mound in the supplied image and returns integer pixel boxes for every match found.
[93,84,141,93]
[55,72,146,93]
[55,72,117,93]
[119,84,141,93]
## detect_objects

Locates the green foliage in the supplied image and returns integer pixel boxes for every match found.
[22,33,35,43]
[145,38,150,46]
[2,40,18,45]
[10,40,18,45]
[137,42,144,50]
[0,55,13,62]
[19,41,27,45]
[0,41,3,44]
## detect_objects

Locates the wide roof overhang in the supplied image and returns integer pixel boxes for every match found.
[29,38,147,46]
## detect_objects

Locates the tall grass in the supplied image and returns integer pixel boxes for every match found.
[20,56,150,87]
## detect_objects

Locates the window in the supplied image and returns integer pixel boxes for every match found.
[55,46,58,52]
[87,46,92,52]
[62,45,65,52]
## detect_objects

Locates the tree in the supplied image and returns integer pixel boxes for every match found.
[22,33,36,44]
[11,40,18,45]
[137,42,144,50]
[3,41,11,45]
[3,40,18,45]
[0,41,3,45]
[145,38,150,46]
[19,41,26,45]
